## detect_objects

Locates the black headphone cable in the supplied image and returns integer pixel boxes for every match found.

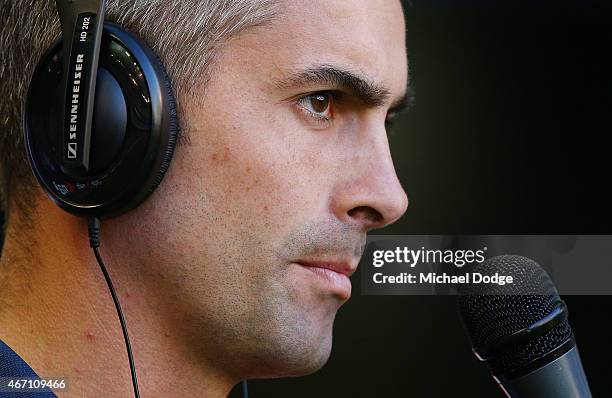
[87,216,140,398]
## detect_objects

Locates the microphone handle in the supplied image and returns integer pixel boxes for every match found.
[495,347,592,398]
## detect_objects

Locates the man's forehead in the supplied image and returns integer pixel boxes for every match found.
[242,0,408,97]
[283,0,404,25]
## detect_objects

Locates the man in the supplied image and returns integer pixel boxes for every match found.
[0,0,409,396]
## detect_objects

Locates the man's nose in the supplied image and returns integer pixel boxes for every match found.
[330,135,409,232]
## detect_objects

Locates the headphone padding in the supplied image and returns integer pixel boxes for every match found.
[143,53,178,198]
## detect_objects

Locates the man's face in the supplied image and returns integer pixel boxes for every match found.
[109,0,408,378]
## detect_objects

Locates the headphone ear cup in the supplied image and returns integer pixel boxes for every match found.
[90,68,128,175]
[24,22,180,218]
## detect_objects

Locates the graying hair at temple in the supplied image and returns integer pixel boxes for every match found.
[0,0,279,230]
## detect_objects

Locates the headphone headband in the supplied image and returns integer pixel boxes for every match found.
[55,0,107,176]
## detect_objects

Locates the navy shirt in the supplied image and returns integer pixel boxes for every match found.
[0,339,57,397]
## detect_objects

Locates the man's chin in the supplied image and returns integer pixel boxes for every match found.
[281,346,332,378]
[245,333,333,379]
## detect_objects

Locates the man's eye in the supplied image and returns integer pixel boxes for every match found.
[297,92,332,118]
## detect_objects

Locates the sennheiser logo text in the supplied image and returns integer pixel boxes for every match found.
[66,15,91,159]
[67,53,84,158]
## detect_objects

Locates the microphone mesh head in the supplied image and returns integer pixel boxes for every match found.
[458,255,573,376]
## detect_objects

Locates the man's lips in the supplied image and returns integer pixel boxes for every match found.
[293,260,357,277]
[293,260,357,300]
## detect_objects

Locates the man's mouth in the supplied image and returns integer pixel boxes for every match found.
[293,259,357,300]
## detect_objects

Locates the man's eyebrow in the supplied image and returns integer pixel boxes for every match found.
[276,64,412,109]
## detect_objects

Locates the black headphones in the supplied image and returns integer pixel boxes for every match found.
[22,2,252,396]
[21,1,176,396]
[22,3,250,397]
[24,0,178,219]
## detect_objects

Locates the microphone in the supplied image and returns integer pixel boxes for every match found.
[457,255,592,397]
